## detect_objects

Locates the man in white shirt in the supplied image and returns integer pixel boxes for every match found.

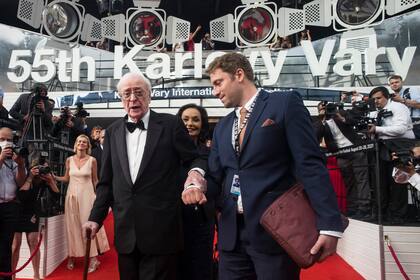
[368,86,414,224]
[388,74,420,138]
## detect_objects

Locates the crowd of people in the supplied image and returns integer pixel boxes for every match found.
[314,74,420,224]
[0,52,419,280]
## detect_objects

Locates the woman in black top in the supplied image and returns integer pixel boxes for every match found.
[11,160,59,280]
[177,104,215,280]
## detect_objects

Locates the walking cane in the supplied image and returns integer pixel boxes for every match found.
[83,228,92,280]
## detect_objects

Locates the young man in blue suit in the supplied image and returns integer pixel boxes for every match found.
[182,53,344,279]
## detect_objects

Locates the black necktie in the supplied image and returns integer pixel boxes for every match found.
[126,120,145,133]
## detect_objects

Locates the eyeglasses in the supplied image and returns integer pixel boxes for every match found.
[118,88,148,100]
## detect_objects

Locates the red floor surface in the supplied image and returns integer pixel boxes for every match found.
[18,213,364,280]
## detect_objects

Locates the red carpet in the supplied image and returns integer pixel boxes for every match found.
[19,213,364,280]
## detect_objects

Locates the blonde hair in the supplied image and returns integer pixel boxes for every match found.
[73,134,92,155]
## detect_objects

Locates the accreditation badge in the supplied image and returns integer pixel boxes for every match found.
[230,174,241,196]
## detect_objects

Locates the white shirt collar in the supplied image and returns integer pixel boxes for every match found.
[127,109,150,130]
[235,89,260,117]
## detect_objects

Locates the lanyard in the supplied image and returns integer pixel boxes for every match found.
[233,95,258,155]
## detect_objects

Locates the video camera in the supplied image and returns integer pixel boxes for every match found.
[392,150,420,170]
[0,144,29,158]
[351,100,377,132]
[37,157,51,175]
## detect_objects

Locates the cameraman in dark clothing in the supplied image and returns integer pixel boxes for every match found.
[51,106,85,147]
[9,83,53,140]
[12,158,59,280]
[319,102,371,219]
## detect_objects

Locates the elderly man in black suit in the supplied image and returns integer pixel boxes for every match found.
[82,72,207,280]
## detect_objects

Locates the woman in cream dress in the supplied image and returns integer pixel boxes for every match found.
[56,134,109,273]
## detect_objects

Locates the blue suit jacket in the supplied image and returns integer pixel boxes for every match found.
[208,90,343,254]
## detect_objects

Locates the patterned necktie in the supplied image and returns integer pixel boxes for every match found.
[239,107,248,147]
[126,120,145,133]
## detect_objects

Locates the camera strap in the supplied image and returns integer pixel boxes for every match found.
[2,160,16,171]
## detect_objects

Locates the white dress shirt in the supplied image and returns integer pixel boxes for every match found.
[232,91,259,213]
[126,110,150,183]
[369,100,415,139]
[325,119,353,148]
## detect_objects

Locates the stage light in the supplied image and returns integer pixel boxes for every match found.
[386,0,420,15]
[17,0,103,43]
[332,0,384,31]
[277,7,305,37]
[101,1,191,49]
[236,4,277,46]
[210,1,277,48]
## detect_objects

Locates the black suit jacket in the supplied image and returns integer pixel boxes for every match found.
[91,145,102,179]
[89,111,206,255]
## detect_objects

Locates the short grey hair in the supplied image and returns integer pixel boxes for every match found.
[116,72,152,93]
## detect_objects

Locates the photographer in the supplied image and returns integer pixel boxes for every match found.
[368,86,414,224]
[0,127,26,280]
[388,74,420,138]
[12,159,59,280]
[52,106,85,147]
[368,86,414,139]
[392,145,420,192]
[9,83,53,140]
[319,102,371,219]
[0,89,9,120]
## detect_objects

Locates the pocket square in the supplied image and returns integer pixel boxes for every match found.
[262,118,275,127]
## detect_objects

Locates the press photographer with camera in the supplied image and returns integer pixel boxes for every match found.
[388,74,420,139]
[52,104,86,147]
[368,86,415,224]
[11,158,59,280]
[368,86,414,139]
[9,83,53,141]
[318,101,371,219]
[0,127,26,280]
[392,145,420,191]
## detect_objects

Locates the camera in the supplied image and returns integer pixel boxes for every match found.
[393,150,413,167]
[38,165,51,175]
[0,144,29,158]
[324,102,343,119]
[59,106,73,124]
[12,146,29,157]
[351,100,377,132]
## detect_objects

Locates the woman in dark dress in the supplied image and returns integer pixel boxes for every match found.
[11,159,59,280]
[177,104,215,280]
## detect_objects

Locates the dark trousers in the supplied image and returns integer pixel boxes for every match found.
[118,246,177,280]
[0,202,19,280]
[337,151,371,215]
[178,206,214,280]
[376,160,408,221]
[219,215,300,280]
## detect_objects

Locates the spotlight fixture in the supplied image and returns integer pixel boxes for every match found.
[100,0,190,49]
[17,0,103,43]
[210,0,278,48]
[332,0,384,31]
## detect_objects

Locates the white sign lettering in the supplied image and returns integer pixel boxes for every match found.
[7,42,417,84]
